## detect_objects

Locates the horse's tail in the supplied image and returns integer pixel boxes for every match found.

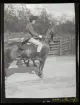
[10,45,19,59]
[4,48,12,69]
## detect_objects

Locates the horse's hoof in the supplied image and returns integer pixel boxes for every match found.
[16,63,19,65]
[26,63,30,67]
[17,63,22,66]
[27,65,30,67]
[34,64,37,67]
[32,71,35,74]
[16,61,22,65]
[38,73,43,78]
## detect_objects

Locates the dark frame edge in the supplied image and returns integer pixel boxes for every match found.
[75,3,79,103]
[0,3,79,103]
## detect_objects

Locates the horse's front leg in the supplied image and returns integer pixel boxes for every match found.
[16,58,23,66]
[33,60,37,67]
[26,59,30,67]
[23,58,30,67]
[38,57,46,78]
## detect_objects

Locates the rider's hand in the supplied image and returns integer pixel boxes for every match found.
[39,35,42,38]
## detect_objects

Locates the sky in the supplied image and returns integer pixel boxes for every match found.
[26,3,75,17]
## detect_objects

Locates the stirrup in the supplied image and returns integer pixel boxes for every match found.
[21,39,29,45]
[19,47,23,51]
[19,45,24,50]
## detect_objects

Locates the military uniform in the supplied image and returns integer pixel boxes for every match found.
[20,22,43,52]
[26,23,39,39]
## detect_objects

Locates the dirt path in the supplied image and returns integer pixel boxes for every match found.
[5,56,76,98]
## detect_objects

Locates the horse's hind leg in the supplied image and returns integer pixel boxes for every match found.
[26,59,30,67]
[24,59,30,67]
[16,58,23,66]
[38,61,44,78]
[33,60,37,67]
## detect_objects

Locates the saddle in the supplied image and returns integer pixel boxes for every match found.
[19,38,38,51]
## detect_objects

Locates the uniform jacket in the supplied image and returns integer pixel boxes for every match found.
[26,23,39,39]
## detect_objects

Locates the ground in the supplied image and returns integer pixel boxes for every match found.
[5,55,76,98]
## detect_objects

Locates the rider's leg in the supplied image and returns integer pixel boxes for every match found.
[28,38,43,52]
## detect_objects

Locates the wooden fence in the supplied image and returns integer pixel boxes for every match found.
[48,35,75,55]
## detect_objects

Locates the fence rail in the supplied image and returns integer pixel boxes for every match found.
[48,36,75,55]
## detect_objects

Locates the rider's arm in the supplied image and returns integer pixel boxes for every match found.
[27,23,39,37]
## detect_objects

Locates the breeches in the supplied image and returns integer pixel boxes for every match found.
[28,38,43,52]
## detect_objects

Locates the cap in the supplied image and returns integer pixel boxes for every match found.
[29,15,38,22]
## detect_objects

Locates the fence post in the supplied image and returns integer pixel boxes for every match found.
[71,34,72,54]
[69,36,71,55]
[59,37,61,56]
[6,30,9,44]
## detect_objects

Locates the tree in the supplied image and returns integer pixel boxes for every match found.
[34,8,52,35]
[4,4,32,32]
[54,20,75,36]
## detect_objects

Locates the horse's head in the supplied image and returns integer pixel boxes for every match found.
[48,32,54,43]
[44,32,55,44]
[45,27,56,44]
[37,31,55,45]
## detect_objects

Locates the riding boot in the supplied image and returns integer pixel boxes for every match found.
[21,39,29,45]
[19,39,29,50]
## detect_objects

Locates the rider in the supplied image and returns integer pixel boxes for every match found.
[20,15,43,52]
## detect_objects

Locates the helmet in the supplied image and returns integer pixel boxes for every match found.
[29,15,38,22]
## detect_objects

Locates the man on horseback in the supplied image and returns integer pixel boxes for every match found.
[20,15,43,53]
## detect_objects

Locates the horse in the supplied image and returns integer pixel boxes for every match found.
[4,30,54,78]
